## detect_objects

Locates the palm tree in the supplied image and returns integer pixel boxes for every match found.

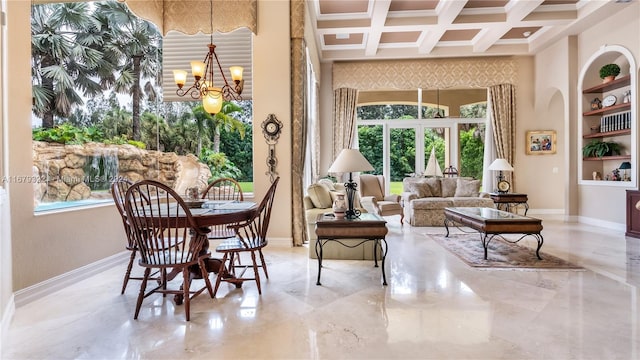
[95,1,162,141]
[210,102,246,153]
[31,2,117,128]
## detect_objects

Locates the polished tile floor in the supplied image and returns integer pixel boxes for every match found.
[3,215,640,359]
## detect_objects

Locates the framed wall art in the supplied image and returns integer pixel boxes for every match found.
[526,130,556,155]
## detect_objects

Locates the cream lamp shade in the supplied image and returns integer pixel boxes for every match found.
[328,149,374,173]
[488,158,514,171]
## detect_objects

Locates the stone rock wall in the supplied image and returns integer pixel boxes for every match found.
[33,141,211,203]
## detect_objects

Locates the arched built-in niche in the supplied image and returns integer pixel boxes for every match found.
[578,45,637,188]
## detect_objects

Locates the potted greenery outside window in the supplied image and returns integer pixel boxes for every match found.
[599,63,621,83]
[582,140,622,158]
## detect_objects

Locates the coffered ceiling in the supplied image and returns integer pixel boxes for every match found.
[308,0,634,62]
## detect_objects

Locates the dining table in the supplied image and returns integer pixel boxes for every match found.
[135,199,257,304]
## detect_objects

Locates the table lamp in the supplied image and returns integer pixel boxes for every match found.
[488,158,514,193]
[619,161,631,181]
[328,149,374,219]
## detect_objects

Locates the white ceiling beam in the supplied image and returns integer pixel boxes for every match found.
[418,0,467,54]
[437,0,468,25]
[364,0,392,57]
[473,0,544,53]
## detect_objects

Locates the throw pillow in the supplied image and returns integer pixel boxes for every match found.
[307,183,333,209]
[441,178,458,197]
[407,181,432,198]
[454,178,481,197]
[318,178,336,191]
[423,178,442,197]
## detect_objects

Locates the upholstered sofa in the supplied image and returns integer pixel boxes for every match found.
[402,177,495,226]
[303,179,378,260]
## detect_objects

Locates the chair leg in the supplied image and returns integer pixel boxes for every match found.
[121,249,136,294]
[161,269,168,296]
[182,268,191,321]
[134,268,151,320]
[212,252,229,298]
[251,251,262,295]
[199,258,214,298]
[258,249,269,279]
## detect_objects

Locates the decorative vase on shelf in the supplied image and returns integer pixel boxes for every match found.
[332,193,347,219]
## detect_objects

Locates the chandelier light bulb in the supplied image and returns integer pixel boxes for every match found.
[190,61,206,80]
[202,87,223,114]
[173,70,187,89]
[230,66,243,82]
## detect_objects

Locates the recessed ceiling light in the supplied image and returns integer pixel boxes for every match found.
[523,31,532,38]
[336,33,350,40]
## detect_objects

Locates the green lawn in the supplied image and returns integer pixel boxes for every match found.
[239,182,254,193]
[390,181,403,195]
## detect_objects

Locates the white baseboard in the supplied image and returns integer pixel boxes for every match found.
[527,210,624,231]
[13,252,128,308]
[266,237,293,247]
[577,216,625,232]
[526,208,564,215]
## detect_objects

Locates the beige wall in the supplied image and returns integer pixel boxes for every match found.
[252,0,292,239]
[0,0,9,332]
[1,0,293,298]
[527,38,573,213]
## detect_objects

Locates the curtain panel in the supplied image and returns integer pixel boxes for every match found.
[119,0,257,35]
[489,83,516,187]
[290,0,307,247]
[332,88,359,161]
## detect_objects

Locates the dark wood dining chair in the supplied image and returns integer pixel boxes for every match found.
[212,177,279,297]
[124,180,213,321]
[201,177,244,239]
[111,178,147,294]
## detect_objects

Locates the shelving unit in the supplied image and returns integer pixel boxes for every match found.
[580,63,635,184]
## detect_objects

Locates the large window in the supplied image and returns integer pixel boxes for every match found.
[357,90,486,194]
[30,1,253,211]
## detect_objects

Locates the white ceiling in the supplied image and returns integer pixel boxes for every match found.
[307,0,636,62]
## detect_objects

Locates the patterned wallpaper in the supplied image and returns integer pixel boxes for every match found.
[332,57,518,90]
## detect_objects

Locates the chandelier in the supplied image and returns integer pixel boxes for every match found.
[172,0,244,114]
[434,88,444,118]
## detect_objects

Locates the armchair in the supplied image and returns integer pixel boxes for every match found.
[358,174,404,224]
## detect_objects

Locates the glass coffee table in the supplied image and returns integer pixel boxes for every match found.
[443,207,544,260]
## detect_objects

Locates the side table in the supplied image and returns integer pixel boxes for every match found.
[315,213,388,285]
[489,192,529,215]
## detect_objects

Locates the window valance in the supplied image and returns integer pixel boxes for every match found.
[118,0,257,35]
[332,56,518,90]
